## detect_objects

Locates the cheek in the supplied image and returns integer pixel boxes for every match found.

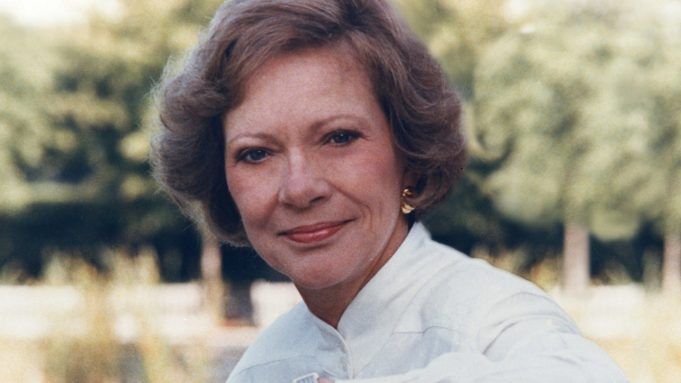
[335,151,403,216]
[225,168,266,226]
[352,148,403,190]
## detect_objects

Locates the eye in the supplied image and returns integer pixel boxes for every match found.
[237,148,270,163]
[326,130,360,146]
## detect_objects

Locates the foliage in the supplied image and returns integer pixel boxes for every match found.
[395,0,509,99]
[398,0,681,286]
[0,16,56,212]
[0,0,223,278]
[473,0,681,243]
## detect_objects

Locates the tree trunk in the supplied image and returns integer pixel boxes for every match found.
[200,232,224,320]
[562,222,590,295]
[225,280,254,325]
[662,229,681,294]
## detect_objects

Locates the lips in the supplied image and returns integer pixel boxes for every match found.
[279,220,349,244]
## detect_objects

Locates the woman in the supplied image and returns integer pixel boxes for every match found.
[152,1,628,382]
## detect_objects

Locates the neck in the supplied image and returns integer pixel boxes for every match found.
[297,283,355,328]
[296,218,410,328]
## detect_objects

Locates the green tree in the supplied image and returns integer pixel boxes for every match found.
[0,15,52,206]
[0,0,222,277]
[642,25,681,294]
[473,1,658,293]
[0,15,61,272]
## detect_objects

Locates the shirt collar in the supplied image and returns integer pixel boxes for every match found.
[308,222,434,374]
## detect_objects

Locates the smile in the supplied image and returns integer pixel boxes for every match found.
[279,220,350,244]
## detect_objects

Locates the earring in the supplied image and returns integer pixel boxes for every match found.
[401,187,415,214]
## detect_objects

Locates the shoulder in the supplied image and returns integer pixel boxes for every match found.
[227,302,317,381]
[399,239,560,332]
[421,239,547,300]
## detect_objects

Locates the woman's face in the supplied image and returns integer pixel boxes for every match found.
[223,48,409,292]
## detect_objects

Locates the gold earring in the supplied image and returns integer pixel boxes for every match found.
[401,187,415,214]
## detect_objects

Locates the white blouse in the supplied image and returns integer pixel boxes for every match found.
[226,223,629,383]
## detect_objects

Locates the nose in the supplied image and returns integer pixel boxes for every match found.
[277,152,331,209]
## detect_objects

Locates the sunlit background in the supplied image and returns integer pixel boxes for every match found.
[0,0,119,26]
[1,0,680,382]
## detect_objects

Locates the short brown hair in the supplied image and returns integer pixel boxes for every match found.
[151,0,467,245]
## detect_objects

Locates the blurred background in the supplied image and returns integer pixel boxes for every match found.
[0,0,679,381]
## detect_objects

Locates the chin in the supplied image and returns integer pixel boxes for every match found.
[291,274,339,291]
[289,268,351,291]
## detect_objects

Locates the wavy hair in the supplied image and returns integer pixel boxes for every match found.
[151,0,467,245]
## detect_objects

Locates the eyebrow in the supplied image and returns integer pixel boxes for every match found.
[226,132,274,146]
[225,114,368,147]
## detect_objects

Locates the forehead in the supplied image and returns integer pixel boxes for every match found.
[249,46,370,96]
[223,47,379,134]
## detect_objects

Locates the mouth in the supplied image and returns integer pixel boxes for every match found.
[279,220,351,244]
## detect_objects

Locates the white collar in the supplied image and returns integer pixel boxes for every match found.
[308,222,433,374]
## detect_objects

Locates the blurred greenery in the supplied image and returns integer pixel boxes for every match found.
[415,0,681,292]
[0,0,680,293]
[0,0,224,280]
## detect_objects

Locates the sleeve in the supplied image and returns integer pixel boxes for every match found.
[334,292,629,383]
